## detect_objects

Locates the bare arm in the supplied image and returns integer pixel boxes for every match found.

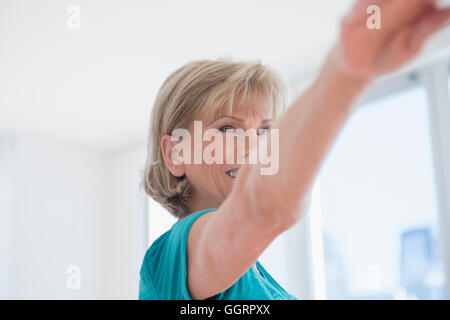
[187,0,450,300]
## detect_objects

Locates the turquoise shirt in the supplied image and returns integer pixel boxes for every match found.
[139,208,297,300]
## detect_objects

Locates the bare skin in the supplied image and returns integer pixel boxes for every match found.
[161,0,450,300]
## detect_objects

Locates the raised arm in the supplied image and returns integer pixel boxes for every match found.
[187,0,450,299]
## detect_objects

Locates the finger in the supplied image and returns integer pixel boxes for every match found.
[409,7,450,52]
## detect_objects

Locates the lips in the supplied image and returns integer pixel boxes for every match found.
[225,168,240,179]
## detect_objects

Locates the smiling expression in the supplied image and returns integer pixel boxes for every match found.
[183,92,274,210]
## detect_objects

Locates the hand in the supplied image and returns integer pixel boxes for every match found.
[332,0,450,80]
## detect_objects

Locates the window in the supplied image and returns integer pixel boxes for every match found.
[312,85,446,299]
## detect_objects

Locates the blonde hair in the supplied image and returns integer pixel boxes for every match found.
[142,58,286,218]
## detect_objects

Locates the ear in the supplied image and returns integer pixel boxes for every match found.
[161,134,186,178]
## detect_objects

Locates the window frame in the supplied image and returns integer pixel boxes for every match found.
[420,60,450,299]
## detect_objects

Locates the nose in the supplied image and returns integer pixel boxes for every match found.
[245,129,258,156]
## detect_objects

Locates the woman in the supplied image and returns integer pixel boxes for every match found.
[139,0,450,300]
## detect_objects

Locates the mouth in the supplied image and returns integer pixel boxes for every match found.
[225,168,240,179]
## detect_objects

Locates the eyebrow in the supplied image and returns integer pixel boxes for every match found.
[213,115,273,123]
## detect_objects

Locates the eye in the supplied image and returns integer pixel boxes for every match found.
[218,125,236,133]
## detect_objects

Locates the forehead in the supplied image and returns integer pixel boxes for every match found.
[213,91,274,123]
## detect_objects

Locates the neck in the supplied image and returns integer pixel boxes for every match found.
[179,189,217,221]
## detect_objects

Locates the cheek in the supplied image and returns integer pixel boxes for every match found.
[199,165,229,196]
[201,135,236,164]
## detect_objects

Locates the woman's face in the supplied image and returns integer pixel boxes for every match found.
[184,92,273,211]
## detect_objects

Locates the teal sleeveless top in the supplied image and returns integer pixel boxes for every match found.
[139,208,297,300]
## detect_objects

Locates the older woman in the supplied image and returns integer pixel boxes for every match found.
[139,0,450,300]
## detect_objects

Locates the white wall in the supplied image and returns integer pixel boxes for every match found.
[0,133,151,299]
[0,138,14,298]
[0,135,108,299]
[104,144,148,299]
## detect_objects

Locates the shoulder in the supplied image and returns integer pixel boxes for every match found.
[174,208,216,235]
[139,208,217,300]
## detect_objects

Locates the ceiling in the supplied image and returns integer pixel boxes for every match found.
[0,0,448,152]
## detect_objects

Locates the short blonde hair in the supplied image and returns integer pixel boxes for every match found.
[142,59,286,218]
